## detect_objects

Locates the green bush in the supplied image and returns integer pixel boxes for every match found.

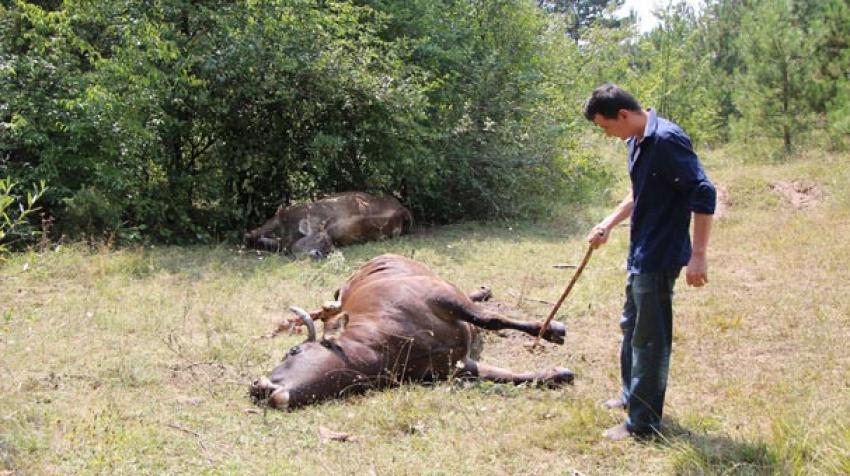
[58,187,122,241]
[0,177,46,258]
[2,0,602,239]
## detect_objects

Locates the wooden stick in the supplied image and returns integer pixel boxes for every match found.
[531,244,594,349]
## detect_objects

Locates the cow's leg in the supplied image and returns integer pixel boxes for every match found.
[435,298,565,344]
[468,285,492,302]
[456,358,574,387]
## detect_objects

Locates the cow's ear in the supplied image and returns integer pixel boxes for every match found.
[322,312,349,343]
[298,218,313,236]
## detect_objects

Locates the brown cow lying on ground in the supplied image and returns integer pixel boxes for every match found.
[244,192,413,259]
[250,254,574,409]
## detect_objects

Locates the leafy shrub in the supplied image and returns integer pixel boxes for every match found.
[58,187,122,241]
[1,0,618,242]
[0,177,46,258]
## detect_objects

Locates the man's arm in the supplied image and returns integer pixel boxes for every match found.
[655,133,715,286]
[686,212,712,287]
[587,191,634,249]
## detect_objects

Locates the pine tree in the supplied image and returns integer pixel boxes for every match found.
[538,0,625,43]
[733,0,815,153]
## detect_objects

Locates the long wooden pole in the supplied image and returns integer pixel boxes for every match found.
[531,244,594,349]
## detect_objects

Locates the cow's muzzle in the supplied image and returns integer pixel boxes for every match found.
[249,377,290,408]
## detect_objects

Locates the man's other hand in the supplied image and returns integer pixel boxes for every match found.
[686,253,708,287]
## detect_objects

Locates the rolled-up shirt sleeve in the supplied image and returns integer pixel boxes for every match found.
[657,132,716,215]
[690,180,717,215]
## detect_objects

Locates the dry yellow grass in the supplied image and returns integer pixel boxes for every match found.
[1,146,849,475]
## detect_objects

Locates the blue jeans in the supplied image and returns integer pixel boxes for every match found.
[619,270,680,435]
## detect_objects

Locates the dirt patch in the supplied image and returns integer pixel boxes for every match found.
[770,180,823,209]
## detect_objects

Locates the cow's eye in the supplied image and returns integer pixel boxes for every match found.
[288,346,302,356]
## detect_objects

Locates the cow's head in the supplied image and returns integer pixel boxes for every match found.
[244,213,333,258]
[250,307,358,409]
[290,217,334,260]
[243,210,284,251]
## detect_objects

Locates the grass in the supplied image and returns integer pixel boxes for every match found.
[1,145,849,474]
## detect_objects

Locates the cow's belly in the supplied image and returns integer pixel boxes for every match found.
[341,279,472,383]
[326,213,401,246]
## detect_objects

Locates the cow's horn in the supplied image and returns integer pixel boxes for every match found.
[290,306,316,342]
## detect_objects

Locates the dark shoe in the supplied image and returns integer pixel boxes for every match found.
[603,398,626,411]
[602,423,631,441]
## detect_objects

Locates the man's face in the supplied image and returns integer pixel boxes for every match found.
[592,111,632,140]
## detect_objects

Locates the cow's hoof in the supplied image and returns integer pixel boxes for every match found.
[469,286,492,302]
[541,321,566,344]
[544,367,575,387]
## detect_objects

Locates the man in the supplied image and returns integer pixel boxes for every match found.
[584,84,716,441]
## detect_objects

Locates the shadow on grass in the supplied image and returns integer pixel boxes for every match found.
[349,214,604,269]
[97,216,599,282]
[657,418,777,475]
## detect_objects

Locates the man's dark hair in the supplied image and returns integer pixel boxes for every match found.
[583,83,642,121]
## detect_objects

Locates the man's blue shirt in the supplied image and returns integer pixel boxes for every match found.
[626,110,716,274]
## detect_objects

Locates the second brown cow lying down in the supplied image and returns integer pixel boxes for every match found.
[250,254,574,409]
[244,192,413,259]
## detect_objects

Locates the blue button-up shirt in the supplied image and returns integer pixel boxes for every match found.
[626,110,716,274]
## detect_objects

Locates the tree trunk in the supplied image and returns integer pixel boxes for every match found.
[782,57,792,153]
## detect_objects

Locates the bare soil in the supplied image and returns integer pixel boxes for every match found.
[770,179,823,209]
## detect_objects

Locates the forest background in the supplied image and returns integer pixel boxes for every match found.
[1,0,848,246]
